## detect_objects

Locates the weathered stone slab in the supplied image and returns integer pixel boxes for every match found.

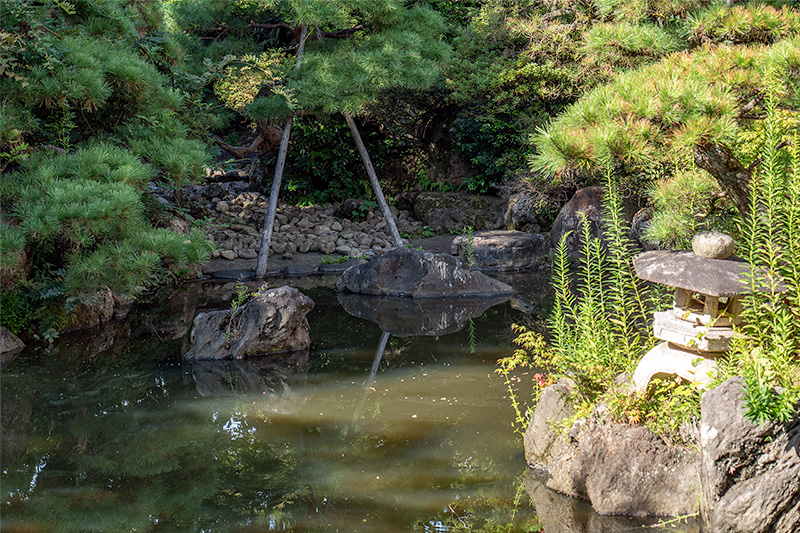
[450,230,549,272]
[633,251,786,297]
[653,311,734,352]
[284,265,318,277]
[336,246,514,298]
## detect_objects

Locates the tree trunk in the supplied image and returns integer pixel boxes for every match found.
[255,24,308,280]
[693,142,751,216]
[344,113,404,247]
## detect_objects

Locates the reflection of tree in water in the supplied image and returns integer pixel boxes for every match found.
[0,343,312,531]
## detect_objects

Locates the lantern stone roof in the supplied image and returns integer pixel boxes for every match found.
[633,251,787,297]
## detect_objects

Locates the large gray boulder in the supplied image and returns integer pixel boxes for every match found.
[550,186,640,259]
[184,286,314,360]
[336,246,514,298]
[524,378,575,468]
[413,192,505,233]
[505,192,546,234]
[451,230,549,272]
[550,186,605,258]
[546,422,700,516]
[700,377,800,533]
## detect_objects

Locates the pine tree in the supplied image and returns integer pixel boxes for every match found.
[174,0,451,278]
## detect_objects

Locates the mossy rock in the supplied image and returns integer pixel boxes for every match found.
[413,192,506,233]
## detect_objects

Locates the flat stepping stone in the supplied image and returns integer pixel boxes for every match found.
[211,269,255,281]
[284,265,319,277]
[451,230,549,272]
[319,258,367,275]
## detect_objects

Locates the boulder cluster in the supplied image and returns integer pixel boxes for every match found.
[182,180,425,261]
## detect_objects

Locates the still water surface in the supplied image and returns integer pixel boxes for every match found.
[1,283,694,532]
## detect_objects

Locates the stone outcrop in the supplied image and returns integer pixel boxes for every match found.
[546,423,700,516]
[505,192,546,234]
[337,292,510,337]
[60,287,114,333]
[1,326,25,369]
[525,376,800,527]
[413,192,506,233]
[336,246,514,298]
[450,230,549,272]
[524,378,575,467]
[700,377,800,533]
[184,286,313,360]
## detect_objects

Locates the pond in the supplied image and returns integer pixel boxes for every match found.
[1,280,695,532]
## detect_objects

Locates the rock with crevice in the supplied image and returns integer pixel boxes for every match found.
[700,377,800,532]
[184,286,314,360]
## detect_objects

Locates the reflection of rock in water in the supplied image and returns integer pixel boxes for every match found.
[337,293,510,337]
[49,321,132,361]
[524,469,701,532]
[140,283,200,341]
[185,350,310,414]
[0,388,33,466]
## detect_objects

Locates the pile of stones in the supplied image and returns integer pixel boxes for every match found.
[181,181,426,261]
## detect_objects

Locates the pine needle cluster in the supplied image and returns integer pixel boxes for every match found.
[1,0,215,332]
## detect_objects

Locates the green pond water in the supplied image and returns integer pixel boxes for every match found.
[1,282,696,532]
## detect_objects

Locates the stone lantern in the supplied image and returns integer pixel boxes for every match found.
[630,231,784,392]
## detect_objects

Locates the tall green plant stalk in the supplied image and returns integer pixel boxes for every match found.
[501,169,654,412]
[729,73,800,424]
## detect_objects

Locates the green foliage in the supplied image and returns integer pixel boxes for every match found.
[604,377,701,444]
[462,225,476,269]
[0,286,34,334]
[716,77,800,424]
[581,22,683,68]
[499,171,660,425]
[645,168,736,248]
[687,3,800,45]
[0,0,215,331]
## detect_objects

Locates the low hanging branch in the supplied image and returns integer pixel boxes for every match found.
[248,20,364,42]
[211,124,283,159]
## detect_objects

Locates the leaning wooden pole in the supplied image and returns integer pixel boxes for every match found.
[344,113,404,247]
[255,24,308,280]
